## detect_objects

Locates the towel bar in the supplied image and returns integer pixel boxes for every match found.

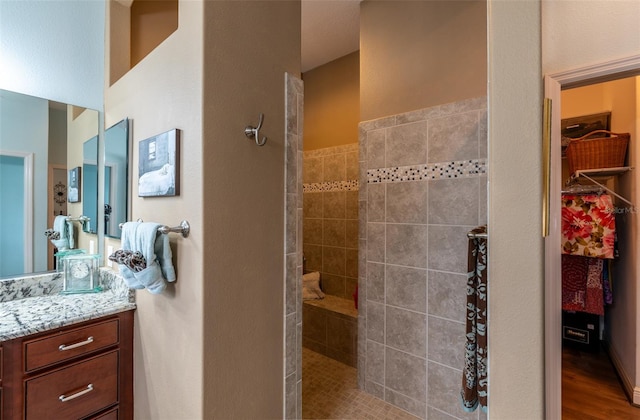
[66,215,90,222]
[118,220,190,238]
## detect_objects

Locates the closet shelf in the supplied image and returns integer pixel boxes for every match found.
[567,166,635,207]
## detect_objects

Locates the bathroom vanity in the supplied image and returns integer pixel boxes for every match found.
[0,270,136,419]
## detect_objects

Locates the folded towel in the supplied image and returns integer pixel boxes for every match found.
[302,271,325,300]
[119,222,176,294]
[51,215,74,250]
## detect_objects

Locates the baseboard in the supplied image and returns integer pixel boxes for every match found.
[603,340,640,406]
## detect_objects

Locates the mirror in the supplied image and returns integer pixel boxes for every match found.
[83,136,99,234]
[0,89,99,278]
[104,119,129,239]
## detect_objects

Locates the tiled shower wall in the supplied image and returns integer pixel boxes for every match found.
[358,97,488,420]
[303,144,359,299]
[284,73,303,420]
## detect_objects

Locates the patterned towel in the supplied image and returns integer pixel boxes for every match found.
[562,194,616,259]
[109,249,147,272]
[562,255,604,315]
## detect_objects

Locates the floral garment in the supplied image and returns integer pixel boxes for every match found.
[561,193,616,259]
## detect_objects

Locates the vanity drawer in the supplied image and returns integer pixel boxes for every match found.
[25,350,118,419]
[24,319,119,372]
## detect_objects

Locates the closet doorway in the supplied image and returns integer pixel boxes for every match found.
[545,55,640,419]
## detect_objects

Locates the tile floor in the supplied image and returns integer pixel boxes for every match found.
[302,347,419,420]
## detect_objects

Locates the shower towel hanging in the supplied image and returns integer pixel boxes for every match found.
[461,225,488,413]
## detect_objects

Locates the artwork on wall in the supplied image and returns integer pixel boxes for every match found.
[561,111,611,155]
[138,129,180,197]
[68,166,81,203]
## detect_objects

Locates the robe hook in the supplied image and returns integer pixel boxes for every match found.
[244,113,267,146]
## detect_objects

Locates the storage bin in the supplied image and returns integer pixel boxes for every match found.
[566,130,629,174]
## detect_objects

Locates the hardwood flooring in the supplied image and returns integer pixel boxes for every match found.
[563,345,640,419]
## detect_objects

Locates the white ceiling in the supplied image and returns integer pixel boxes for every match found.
[301,0,361,73]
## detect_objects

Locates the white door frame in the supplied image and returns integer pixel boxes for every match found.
[545,54,640,419]
[0,150,34,273]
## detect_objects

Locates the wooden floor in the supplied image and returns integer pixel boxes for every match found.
[563,345,640,419]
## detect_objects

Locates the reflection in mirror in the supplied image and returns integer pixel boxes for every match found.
[104,119,129,239]
[0,89,98,278]
[83,136,99,234]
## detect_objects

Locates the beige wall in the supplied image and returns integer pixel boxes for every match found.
[202,1,300,417]
[105,0,204,417]
[303,52,359,151]
[360,0,486,121]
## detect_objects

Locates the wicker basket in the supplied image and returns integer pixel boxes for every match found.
[566,130,629,174]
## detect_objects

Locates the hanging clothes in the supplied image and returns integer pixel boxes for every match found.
[461,225,488,413]
[561,193,616,259]
[561,254,605,316]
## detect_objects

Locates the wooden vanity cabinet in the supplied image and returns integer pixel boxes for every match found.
[0,311,134,420]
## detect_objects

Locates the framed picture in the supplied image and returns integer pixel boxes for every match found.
[561,112,611,155]
[138,129,180,197]
[68,167,81,203]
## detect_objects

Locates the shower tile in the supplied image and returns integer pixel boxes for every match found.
[346,248,358,278]
[297,321,302,381]
[359,239,367,282]
[297,94,304,144]
[428,315,465,368]
[286,134,297,192]
[296,379,302,420]
[323,246,345,276]
[366,301,385,343]
[386,306,426,358]
[323,219,345,247]
[324,153,346,182]
[297,209,303,266]
[323,191,346,219]
[428,270,467,323]
[367,223,385,263]
[346,151,359,180]
[285,372,296,419]
[297,266,303,324]
[346,277,358,300]
[386,224,428,269]
[396,104,442,125]
[428,111,479,163]
[366,381,385,400]
[386,121,428,168]
[302,305,326,345]
[359,201,367,239]
[428,225,470,274]
[367,183,385,222]
[367,262,385,303]
[297,151,303,208]
[303,218,322,245]
[361,115,396,132]
[303,192,322,218]
[286,193,296,254]
[428,178,479,226]
[427,406,459,420]
[479,176,487,225]
[285,253,297,315]
[327,315,356,356]
[286,314,296,376]
[345,219,358,249]
[479,108,487,159]
[385,388,427,419]
[366,339,385,384]
[367,129,386,169]
[385,347,427,402]
[346,190,359,220]
[386,181,428,224]
[386,265,427,313]
[303,244,322,272]
[359,132,367,162]
[439,96,486,116]
[428,362,477,420]
[322,273,346,298]
[304,156,323,184]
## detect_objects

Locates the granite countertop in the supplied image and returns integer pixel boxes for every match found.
[0,269,136,341]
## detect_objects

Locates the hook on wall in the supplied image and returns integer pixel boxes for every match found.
[244,113,267,146]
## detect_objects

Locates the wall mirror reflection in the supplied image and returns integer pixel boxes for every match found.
[0,89,99,278]
[104,119,129,239]
[83,136,99,234]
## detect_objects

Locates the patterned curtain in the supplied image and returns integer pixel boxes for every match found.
[461,225,488,413]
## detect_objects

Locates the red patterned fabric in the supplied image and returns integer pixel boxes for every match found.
[562,255,604,315]
[561,194,616,259]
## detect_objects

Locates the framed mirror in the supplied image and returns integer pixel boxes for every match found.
[104,119,129,239]
[82,136,99,234]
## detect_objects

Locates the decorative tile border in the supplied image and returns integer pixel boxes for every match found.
[303,180,359,193]
[367,159,486,184]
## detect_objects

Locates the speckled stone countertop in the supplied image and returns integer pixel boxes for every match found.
[0,269,136,341]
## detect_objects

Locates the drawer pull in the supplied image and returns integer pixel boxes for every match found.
[59,384,94,402]
[58,336,94,351]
